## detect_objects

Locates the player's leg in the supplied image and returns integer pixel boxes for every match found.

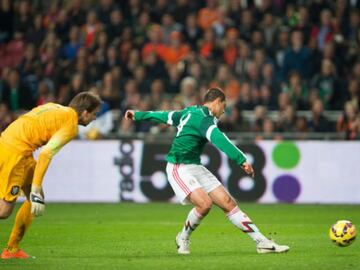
[209,185,268,242]
[0,150,17,219]
[0,199,15,219]
[175,188,212,254]
[6,185,33,251]
[178,187,212,240]
[209,185,289,253]
[166,163,212,254]
[2,158,36,259]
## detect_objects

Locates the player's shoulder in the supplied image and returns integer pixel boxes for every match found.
[186,106,213,118]
[45,103,78,123]
[52,103,76,116]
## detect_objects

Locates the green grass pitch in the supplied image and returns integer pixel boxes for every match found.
[0,203,359,270]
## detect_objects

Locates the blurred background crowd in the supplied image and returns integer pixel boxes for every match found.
[0,0,360,139]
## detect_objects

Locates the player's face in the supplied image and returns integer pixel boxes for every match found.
[214,98,226,118]
[80,106,100,126]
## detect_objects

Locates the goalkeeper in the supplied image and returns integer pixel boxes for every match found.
[125,88,289,254]
[0,92,101,259]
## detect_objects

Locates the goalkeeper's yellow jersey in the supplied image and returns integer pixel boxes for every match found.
[0,103,78,186]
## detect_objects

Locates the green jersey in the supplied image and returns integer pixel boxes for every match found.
[134,106,247,165]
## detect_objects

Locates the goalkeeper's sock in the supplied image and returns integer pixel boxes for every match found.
[227,206,268,244]
[178,208,204,240]
[7,200,33,250]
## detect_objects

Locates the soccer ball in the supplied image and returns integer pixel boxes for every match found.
[329,220,357,247]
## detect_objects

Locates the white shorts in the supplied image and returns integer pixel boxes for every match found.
[166,163,222,205]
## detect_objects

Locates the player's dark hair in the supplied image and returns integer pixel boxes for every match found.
[203,88,226,103]
[68,92,102,114]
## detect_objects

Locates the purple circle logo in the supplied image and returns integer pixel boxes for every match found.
[272,175,301,203]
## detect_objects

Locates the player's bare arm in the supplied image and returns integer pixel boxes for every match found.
[241,162,255,177]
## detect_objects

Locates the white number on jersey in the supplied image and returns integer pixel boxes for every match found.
[176,113,191,137]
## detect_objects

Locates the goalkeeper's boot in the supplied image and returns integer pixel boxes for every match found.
[256,239,289,254]
[176,233,190,254]
[1,248,32,259]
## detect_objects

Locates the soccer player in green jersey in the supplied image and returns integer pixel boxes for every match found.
[125,88,289,254]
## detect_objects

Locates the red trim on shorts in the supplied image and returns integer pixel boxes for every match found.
[172,164,190,195]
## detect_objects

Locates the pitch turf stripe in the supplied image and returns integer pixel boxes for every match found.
[172,164,190,195]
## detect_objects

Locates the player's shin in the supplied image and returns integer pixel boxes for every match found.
[179,208,204,240]
[226,206,268,244]
[7,200,33,250]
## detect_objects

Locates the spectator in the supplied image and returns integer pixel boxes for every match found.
[337,101,358,139]
[346,79,360,109]
[143,52,167,81]
[218,106,250,133]
[258,84,278,110]
[61,26,82,61]
[149,79,166,109]
[198,28,220,61]
[276,104,297,132]
[67,0,87,26]
[101,71,121,109]
[160,31,190,65]
[82,10,102,48]
[96,0,117,25]
[308,98,333,132]
[161,13,183,44]
[282,30,311,80]
[133,10,151,46]
[311,59,341,109]
[282,71,309,110]
[183,13,202,50]
[261,12,278,49]
[149,0,172,24]
[93,30,109,68]
[13,0,32,35]
[212,6,232,39]
[0,0,13,43]
[235,41,252,81]
[55,9,71,42]
[210,64,240,105]
[174,76,198,107]
[26,14,46,47]
[296,6,312,45]
[197,0,220,31]
[0,103,13,131]
[174,0,195,26]
[251,105,267,132]
[133,65,150,94]
[36,80,55,105]
[347,112,360,140]
[222,28,239,67]
[141,24,165,60]
[1,68,34,111]
[295,116,309,133]
[106,9,126,44]
[236,82,255,110]
[310,9,335,51]
[238,9,255,42]
[272,28,290,77]
[262,117,276,139]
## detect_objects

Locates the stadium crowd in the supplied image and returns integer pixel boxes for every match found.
[0,0,360,139]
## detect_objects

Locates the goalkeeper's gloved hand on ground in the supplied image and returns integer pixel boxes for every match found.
[30,185,45,217]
